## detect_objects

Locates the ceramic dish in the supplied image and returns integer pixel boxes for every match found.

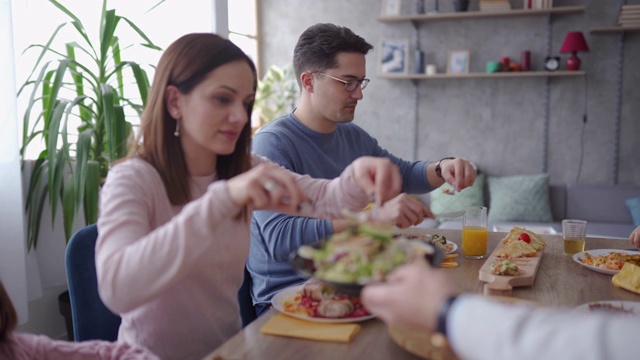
[290,239,444,296]
[271,285,375,323]
[572,249,639,275]
[574,301,640,316]
[442,240,458,254]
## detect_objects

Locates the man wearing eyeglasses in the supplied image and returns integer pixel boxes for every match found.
[247,23,477,317]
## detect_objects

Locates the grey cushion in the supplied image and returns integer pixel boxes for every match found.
[487,174,553,222]
[566,184,640,224]
[626,197,640,227]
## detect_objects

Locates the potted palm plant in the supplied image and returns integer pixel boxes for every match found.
[19,0,161,249]
[253,64,298,131]
[17,0,161,339]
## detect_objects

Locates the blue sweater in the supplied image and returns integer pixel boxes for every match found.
[248,112,434,306]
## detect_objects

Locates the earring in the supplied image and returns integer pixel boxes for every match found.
[174,122,180,137]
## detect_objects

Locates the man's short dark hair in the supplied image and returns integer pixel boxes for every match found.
[293,23,373,87]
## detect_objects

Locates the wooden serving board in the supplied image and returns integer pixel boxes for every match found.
[388,326,459,360]
[479,243,544,295]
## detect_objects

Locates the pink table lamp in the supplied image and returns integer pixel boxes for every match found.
[560,31,589,71]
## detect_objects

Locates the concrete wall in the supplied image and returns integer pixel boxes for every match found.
[257,0,640,186]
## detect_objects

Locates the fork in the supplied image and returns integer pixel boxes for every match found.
[283,199,374,222]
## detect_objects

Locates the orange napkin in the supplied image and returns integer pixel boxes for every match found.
[260,313,361,343]
[612,263,640,294]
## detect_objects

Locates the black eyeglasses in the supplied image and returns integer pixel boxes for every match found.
[316,72,370,92]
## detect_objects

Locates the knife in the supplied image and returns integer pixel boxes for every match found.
[434,210,465,218]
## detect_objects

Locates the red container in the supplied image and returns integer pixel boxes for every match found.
[499,57,511,71]
[521,51,531,71]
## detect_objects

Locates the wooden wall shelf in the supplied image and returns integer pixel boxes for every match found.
[590,26,640,34]
[378,71,585,80]
[377,6,585,23]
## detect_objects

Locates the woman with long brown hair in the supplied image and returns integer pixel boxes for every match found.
[95,33,401,360]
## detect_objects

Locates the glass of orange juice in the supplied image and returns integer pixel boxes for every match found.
[461,206,488,259]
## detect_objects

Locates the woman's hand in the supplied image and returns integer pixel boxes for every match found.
[376,194,434,228]
[226,163,307,212]
[350,157,402,206]
[361,260,459,333]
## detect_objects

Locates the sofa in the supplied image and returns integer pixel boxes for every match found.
[417,173,640,240]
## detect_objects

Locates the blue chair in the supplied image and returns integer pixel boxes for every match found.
[65,224,121,341]
[237,265,257,327]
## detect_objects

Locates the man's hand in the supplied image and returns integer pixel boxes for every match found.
[438,158,477,192]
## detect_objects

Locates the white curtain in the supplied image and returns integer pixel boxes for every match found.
[0,0,29,323]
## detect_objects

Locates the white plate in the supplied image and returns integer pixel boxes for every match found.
[574,301,640,316]
[443,240,458,254]
[572,249,639,275]
[271,285,375,323]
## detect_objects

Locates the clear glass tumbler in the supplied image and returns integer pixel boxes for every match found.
[461,206,488,259]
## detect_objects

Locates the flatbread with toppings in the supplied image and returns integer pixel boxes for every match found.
[496,240,537,258]
[490,259,521,276]
[501,226,546,251]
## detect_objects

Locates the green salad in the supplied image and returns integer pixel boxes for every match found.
[297,224,434,285]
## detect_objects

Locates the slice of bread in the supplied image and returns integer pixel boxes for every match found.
[496,240,537,258]
[501,226,546,251]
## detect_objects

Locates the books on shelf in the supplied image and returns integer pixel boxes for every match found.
[618,4,640,27]
[526,0,554,10]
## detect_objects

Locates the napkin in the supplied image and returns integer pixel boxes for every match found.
[612,263,640,294]
[260,313,361,343]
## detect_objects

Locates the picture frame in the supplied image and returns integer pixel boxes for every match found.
[447,50,470,74]
[379,39,409,74]
[381,0,402,16]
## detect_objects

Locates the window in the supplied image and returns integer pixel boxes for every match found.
[228,0,258,70]
[13,0,258,159]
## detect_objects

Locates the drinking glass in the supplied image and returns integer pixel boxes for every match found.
[562,219,587,255]
[461,206,488,259]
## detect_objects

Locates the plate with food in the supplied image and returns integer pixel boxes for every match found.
[398,233,457,254]
[271,281,375,323]
[291,223,444,296]
[572,249,640,275]
[574,301,640,316]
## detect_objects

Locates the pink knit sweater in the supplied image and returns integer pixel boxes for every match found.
[0,333,158,359]
[96,155,369,360]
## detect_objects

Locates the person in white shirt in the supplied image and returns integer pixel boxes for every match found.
[362,260,637,360]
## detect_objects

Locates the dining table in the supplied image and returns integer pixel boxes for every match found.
[204,228,640,360]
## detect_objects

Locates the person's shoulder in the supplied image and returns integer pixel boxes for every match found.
[111,157,154,174]
[255,113,296,134]
[108,158,162,185]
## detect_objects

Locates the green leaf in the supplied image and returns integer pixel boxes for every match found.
[49,149,67,226]
[84,161,100,225]
[75,129,93,210]
[62,175,76,242]
[25,159,48,251]
[125,62,149,107]
[100,10,119,62]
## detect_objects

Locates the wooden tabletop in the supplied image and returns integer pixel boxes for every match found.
[204,229,640,360]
